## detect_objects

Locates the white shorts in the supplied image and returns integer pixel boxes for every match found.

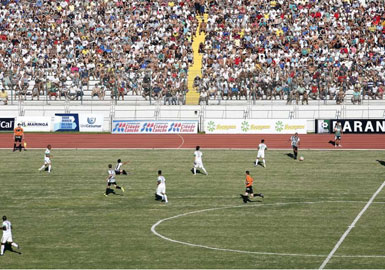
[1,234,13,244]
[44,157,51,164]
[156,184,166,195]
[257,151,265,159]
[194,161,204,168]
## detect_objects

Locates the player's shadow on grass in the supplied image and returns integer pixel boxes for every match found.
[328,140,336,146]
[376,160,385,167]
[253,161,265,168]
[190,168,203,174]
[3,243,22,255]
[105,189,123,196]
[286,153,295,159]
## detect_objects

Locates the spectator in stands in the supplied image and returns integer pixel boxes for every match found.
[91,85,105,101]
[336,89,345,105]
[302,91,309,105]
[199,90,208,105]
[351,88,362,105]
[0,0,384,106]
[0,89,8,105]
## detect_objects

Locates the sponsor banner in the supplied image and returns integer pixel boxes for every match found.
[54,114,79,132]
[317,119,385,134]
[79,114,104,132]
[205,119,307,134]
[0,118,15,131]
[315,119,331,134]
[16,116,51,132]
[112,120,198,134]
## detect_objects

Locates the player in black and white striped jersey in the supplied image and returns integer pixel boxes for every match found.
[289,133,300,160]
[104,164,125,196]
[114,159,128,175]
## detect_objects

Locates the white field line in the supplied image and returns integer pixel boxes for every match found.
[151,201,385,258]
[319,181,385,269]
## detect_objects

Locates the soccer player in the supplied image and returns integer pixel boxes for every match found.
[115,159,128,175]
[255,139,267,168]
[39,145,53,173]
[104,164,125,196]
[334,122,343,147]
[192,146,208,175]
[1,216,20,256]
[240,171,264,203]
[155,170,168,203]
[289,132,300,160]
[13,123,25,152]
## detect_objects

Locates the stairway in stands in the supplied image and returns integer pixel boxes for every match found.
[186,14,207,105]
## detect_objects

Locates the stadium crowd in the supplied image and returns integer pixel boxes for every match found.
[0,0,384,105]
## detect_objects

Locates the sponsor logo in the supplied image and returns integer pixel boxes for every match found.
[54,114,79,132]
[87,117,96,125]
[241,121,250,132]
[275,121,284,132]
[250,125,270,130]
[207,121,216,132]
[20,121,49,127]
[112,121,197,134]
[0,118,14,130]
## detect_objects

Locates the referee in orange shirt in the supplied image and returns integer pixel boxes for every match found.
[13,123,25,152]
[240,171,264,203]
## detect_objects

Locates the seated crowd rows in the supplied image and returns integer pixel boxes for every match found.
[0,0,384,106]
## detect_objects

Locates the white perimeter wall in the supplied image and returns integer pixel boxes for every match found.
[1,104,384,133]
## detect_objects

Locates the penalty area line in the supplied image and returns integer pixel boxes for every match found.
[319,180,385,269]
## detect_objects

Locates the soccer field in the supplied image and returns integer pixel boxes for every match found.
[1,149,384,269]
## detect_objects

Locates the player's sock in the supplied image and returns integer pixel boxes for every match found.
[1,244,4,255]
[19,145,22,152]
[255,193,264,198]
[193,168,197,175]
[263,159,266,167]
[255,160,258,166]
[105,188,109,195]
[11,242,18,249]
[294,151,297,159]
[116,186,121,189]
[202,167,208,175]
[163,194,168,203]
[48,165,51,173]
[39,165,45,171]
[13,143,16,151]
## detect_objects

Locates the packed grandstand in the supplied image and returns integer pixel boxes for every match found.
[0,0,384,105]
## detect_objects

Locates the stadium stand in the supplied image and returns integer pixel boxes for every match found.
[0,0,384,107]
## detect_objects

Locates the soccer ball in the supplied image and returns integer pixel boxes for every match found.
[299,156,304,161]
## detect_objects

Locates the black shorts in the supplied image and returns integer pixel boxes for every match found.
[107,182,117,187]
[335,136,341,140]
[292,146,298,151]
[115,170,121,175]
[15,136,22,142]
[246,186,253,194]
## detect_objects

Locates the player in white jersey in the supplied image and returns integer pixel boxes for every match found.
[191,146,208,175]
[255,139,267,168]
[115,159,129,175]
[155,170,168,203]
[104,164,125,196]
[1,216,20,256]
[38,144,52,173]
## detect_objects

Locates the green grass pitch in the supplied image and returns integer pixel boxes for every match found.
[1,149,384,269]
